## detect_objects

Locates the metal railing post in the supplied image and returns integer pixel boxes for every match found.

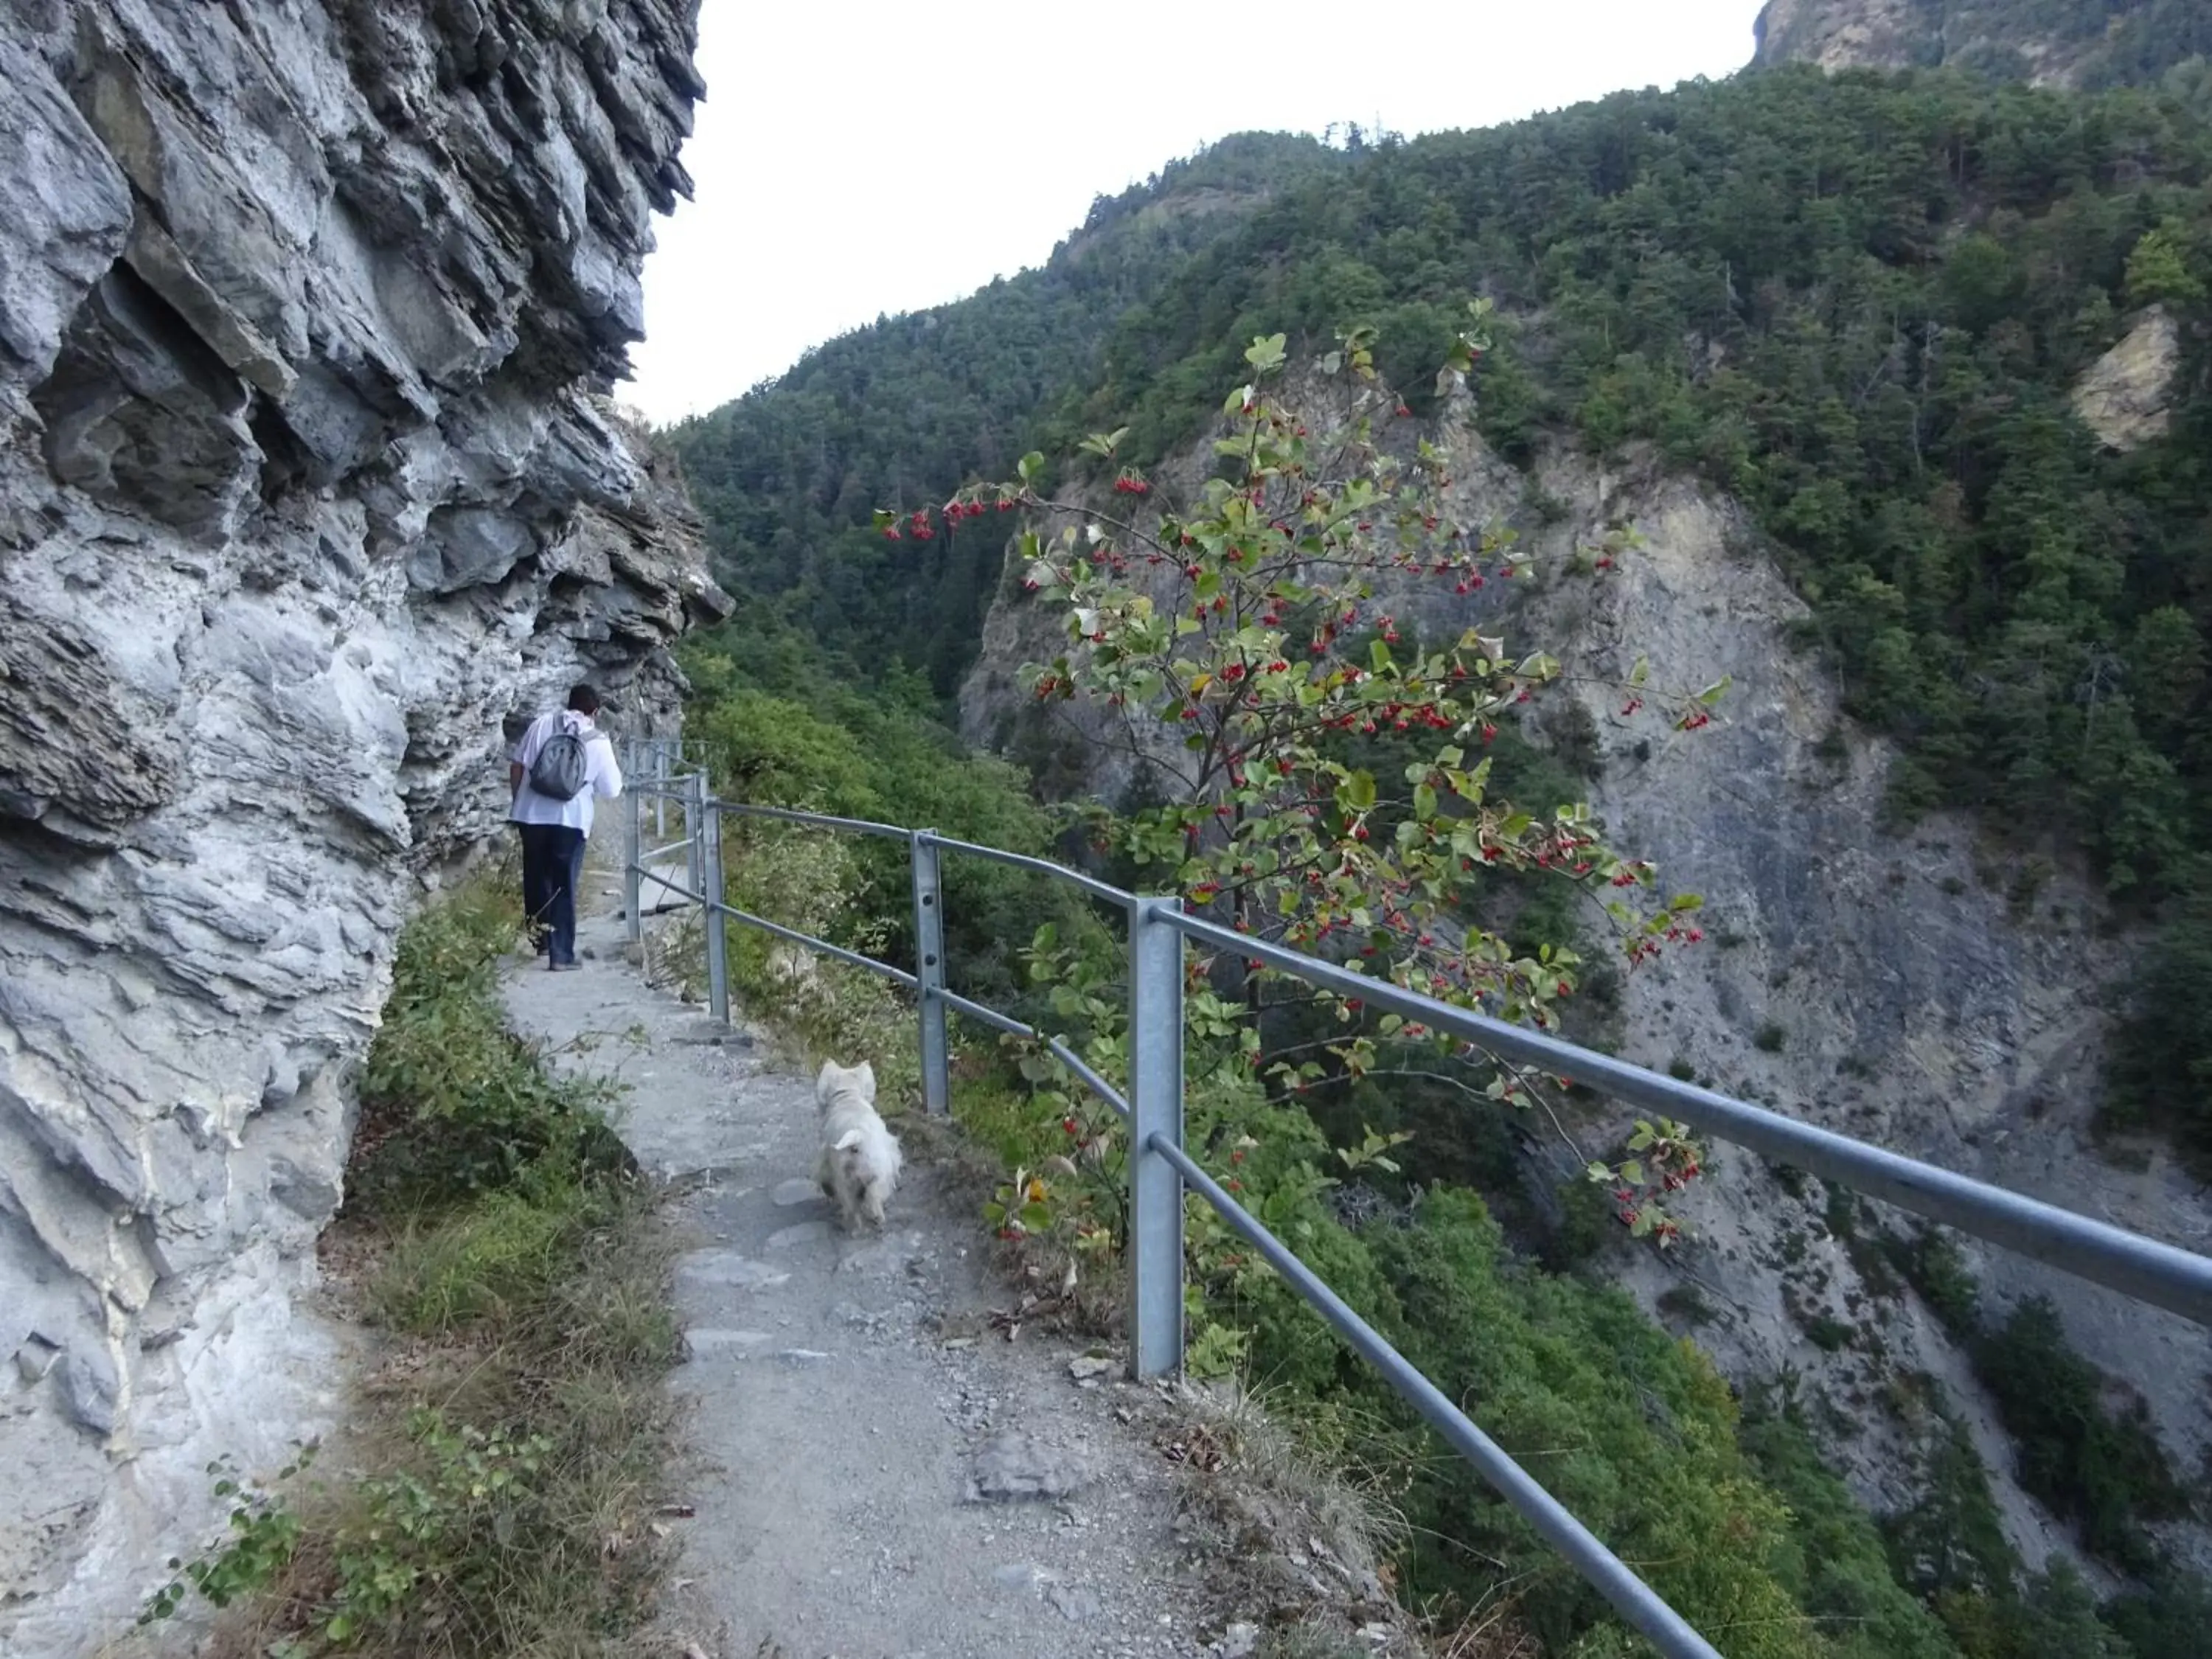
[623,771,643,944]
[653,740,667,838]
[911,832,950,1115]
[684,770,706,904]
[1127,896,1186,1379]
[703,798,729,1024]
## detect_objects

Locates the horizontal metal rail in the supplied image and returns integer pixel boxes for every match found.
[718,800,914,841]
[712,900,919,990]
[1152,1133,1724,1659]
[1164,911,2212,1332]
[932,985,1132,1119]
[917,831,1137,908]
[931,983,1034,1040]
[636,866,706,905]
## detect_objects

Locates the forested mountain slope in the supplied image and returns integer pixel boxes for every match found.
[673,63,2212,1154]
[666,132,1343,693]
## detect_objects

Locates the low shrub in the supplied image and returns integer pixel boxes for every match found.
[145,876,680,1658]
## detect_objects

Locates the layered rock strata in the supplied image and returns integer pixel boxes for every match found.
[0,1,723,1646]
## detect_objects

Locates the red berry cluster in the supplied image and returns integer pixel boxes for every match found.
[879,494,1020,543]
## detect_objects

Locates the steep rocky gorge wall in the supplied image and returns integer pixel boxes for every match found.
[958,372,2211,1573]
[0,1,723,1648]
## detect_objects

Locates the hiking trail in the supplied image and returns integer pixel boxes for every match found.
[498,848,1287,1659]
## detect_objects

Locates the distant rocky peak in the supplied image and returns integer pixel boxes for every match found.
[1752,0,2211,90]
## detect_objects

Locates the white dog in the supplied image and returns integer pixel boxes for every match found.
[814,1060,902,1231]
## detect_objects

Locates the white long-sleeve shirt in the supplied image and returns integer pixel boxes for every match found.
[508,709,623,837]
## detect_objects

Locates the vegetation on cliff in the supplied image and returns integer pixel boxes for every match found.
[677,626,2204,1659]
[662,27,2212,1658]
[674,321,2205,1654]
[672,62,2212,1160]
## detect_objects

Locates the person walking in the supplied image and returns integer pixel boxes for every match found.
[509,683,624,970]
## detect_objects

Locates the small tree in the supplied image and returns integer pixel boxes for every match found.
[2124,223,2205,310]
[884,304,1723,1247]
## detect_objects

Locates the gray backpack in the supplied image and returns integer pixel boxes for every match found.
[529,728,591,801]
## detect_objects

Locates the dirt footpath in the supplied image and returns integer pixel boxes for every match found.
[500,863,1259,1659]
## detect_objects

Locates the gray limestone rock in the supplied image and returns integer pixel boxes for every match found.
[0,1,727,1649]
[967,1433,1096,1502]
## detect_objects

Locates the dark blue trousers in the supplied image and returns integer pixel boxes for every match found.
[518,823,587,965]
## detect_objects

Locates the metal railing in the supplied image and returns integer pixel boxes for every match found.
[613,736,2212,1659]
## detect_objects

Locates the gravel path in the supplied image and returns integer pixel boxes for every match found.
[498,857,1232,1659]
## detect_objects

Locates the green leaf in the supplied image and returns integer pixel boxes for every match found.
[1586,1161,1613,1182]
[1017,451,1046,483]
[1629,655,1649,689]
[1244,333,1288,372]
[1697,675,1733,706]
[1619,1160,1645,1186]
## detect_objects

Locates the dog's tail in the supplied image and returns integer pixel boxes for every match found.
[833,1128,870,1186]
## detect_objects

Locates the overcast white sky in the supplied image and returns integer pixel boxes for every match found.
[621,1,1771,425]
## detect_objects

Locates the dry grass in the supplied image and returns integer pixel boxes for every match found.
[1172,1377,1407,1593]
[131,876,691,1659]
[199,1183,684,1659]
[1434,1601,1541,1659]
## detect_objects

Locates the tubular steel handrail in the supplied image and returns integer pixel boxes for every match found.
[916,829,1140,909]
[613,741,2212,1659]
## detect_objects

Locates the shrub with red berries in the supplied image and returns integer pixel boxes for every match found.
[961,305,1724,1246]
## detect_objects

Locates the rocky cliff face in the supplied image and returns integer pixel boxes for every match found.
[0,1,722,1647]
[1752,0,2205,88]
[2071,306,2185,451]
[959,378,2211,1572]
